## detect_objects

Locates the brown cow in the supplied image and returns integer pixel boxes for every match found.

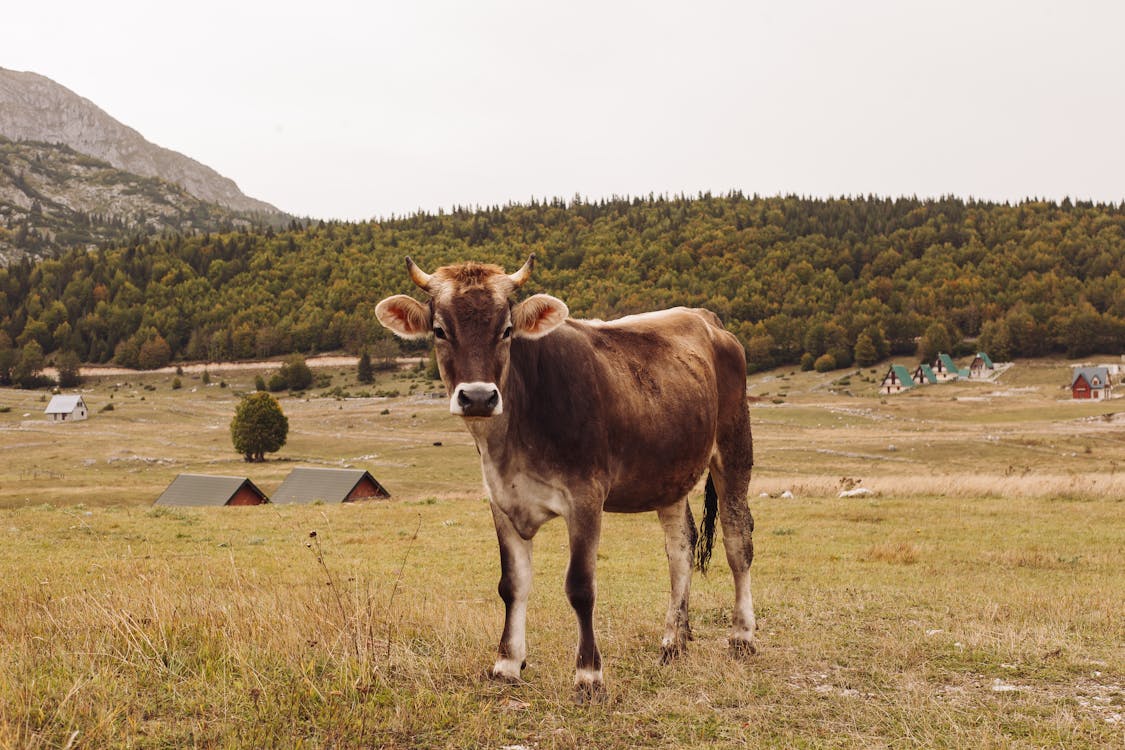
[376,255,756,700]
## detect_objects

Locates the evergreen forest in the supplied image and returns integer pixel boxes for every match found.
[1,193,1123,385]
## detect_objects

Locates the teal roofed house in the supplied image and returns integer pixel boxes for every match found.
[913,363,939,385]
[934,353,968,381]
[880,364,916,395]
[969,352,995,378]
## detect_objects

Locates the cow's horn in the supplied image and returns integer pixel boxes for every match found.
[508,254,535,288]
[406,257,434,292]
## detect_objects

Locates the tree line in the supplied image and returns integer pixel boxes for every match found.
[1,193,1123,386]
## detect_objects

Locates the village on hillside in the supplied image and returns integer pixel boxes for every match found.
[879,353,1120,400]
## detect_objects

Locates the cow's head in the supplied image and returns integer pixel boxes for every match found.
[375,255,569,418]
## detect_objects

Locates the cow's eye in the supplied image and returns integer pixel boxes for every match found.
[501,326,513,340]
[433,326,447,340]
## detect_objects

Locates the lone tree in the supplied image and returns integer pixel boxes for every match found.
[357,350,374,384]
[230,392,289,462]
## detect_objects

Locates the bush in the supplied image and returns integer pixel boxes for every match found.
[171,377,182,390]
[814,353,837,372]
[279,355,313,391]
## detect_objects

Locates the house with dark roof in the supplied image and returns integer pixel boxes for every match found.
[270,467,390,504]
[913,363,939,385]
[1071,367,1113,400]
[969,352,995,378]
[45,394,88,422]
[880,365,916,395]
[154,474,269,507]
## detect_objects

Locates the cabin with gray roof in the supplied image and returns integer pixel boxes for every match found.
[880,365,916,395]
[270,467,390,505]
[44,394,88,422]
[1071,367,1113,400]
[154,474,269,507]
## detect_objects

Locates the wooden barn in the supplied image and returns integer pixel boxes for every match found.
[1071,367,1112,400]
[880,365,916,395]
[969,352,995,378]
[154,474,269,507]
[44,394,88,422]
[270,467,390,505]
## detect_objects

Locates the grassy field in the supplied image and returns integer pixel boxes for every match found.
[1,357,1123,748]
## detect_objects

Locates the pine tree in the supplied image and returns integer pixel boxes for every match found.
[357,350,374,384]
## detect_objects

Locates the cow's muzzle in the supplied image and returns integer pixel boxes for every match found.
[451,382,503,418]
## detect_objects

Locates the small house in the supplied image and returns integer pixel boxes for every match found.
[880,365,916,395]
[1071,367,1112,400]
[913,363,939,385]
[933,353,967,382]
[154,474,269,507]
[271,467,390,505]
[44,394,88,422]
[969,352,995,378]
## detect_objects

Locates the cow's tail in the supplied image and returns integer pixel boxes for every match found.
[695,473,718,573]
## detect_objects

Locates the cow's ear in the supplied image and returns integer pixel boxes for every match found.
[376,295,432,339]
[512,294,569,339]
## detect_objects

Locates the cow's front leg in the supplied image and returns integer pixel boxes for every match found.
[490,502,533,682]
[565,509,604,702]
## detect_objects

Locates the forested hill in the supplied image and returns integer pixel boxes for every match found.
[1,194,1123,377]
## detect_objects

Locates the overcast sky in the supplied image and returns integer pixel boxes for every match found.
[6,1,1124,220]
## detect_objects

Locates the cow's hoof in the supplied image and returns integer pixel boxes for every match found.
[659,640,686,665]
[573,680,607,704]
[573,669,606,704]
[490,658,525,683]
[729,637,758,659]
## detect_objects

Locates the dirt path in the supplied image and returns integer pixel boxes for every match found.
[42,354,412,379]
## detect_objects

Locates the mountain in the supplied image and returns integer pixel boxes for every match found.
[0,67,279,215]
[0,137,267,264]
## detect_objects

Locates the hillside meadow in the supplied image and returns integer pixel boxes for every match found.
[1,357,1123,748]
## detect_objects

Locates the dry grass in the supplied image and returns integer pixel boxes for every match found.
[0,357,1123,747]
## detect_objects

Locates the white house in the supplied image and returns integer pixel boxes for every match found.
[44,394,88,422]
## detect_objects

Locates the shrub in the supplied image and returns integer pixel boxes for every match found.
[814,353,837,372]
[279,355,313,391]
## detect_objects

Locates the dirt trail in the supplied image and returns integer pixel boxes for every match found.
[44,354,370,379]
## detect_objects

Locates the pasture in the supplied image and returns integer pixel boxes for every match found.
[1,359,1123,748]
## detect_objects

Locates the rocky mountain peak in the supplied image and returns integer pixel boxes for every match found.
[0,67,280,215]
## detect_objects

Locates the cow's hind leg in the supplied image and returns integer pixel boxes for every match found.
[490,502,533,681]
[657,498,696,663]
[712,420,757,657]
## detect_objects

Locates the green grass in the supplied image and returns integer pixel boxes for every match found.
[0,357,1123,747]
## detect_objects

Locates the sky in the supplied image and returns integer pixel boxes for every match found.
[5,1,1124,220]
